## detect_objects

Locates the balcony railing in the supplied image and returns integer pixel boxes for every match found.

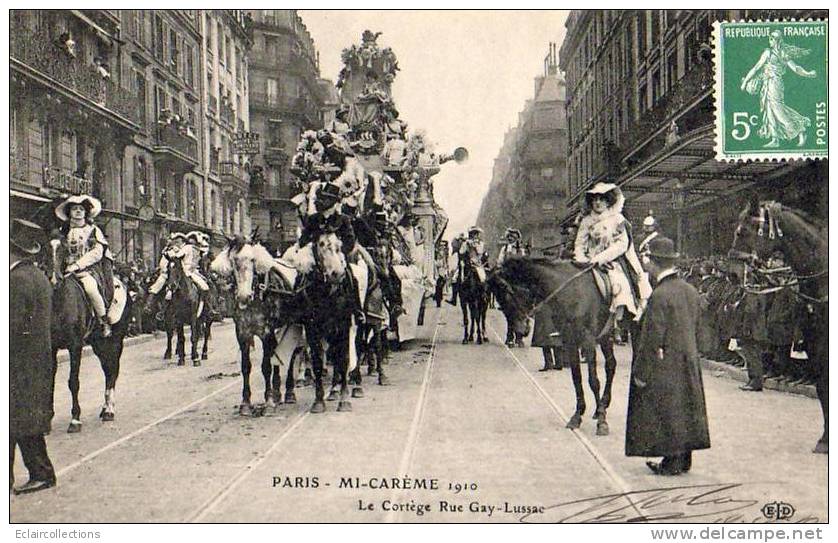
[10,23,141,126]
[155,124,199,162]
[621,60,713,159]
[220,160,247,193]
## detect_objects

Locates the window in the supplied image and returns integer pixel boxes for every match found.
[651,69,661,105]
[186,180,198,222]
[169,29,179,72]
[41,119,61,168]
[172,174,183,216]
[184,43,195,87]
[135,70,147,126]
[210,188,217,228]
[266,78,279,102]
[650,11,660,47]
[153,14,165,61]
[666,50,678,93]
[637,12,647,58]
[133,156,148,205]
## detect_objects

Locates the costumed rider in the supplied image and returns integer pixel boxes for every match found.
[186,231,215,316]
[55,194,118,337]
[297,182,371,324]
[573,182,652,320]
[146,232,211,314]
[445,232,468,305]
[497,227,527,265]
[636,211,660,263]
[372,210,405,316]
[447,226,488,306]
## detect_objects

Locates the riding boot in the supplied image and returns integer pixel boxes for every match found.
[100,317,112,338]
[344,271,365,325]
[446,283,459,306]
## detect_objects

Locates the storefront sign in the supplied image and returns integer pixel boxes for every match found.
[233,132,261,155]
[42,167,93,195]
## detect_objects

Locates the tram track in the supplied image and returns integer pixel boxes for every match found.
[487,322,644,520]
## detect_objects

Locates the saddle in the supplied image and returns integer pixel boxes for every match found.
[591,267,612,304]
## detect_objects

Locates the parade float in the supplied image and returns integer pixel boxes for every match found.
[289,30,466,341]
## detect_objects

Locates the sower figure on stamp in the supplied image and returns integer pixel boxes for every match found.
[55,195,117,337]
[10,219,57,495]
[626,237,710,476]
[740,30,817,148]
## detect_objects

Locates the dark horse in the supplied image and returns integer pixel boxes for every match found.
[162,256,215,362]
[459,261,489,344]
[48,237,131,433]
[307,232,362,413]
[164,255,203,366]
[730,200,828,454]
[489,257,619,435]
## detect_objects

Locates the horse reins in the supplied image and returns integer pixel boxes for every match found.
[524,263,595,319]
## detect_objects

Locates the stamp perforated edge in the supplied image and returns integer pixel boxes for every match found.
[712,18,829,163]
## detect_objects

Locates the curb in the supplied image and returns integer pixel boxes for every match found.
[700,358,818,400]
[56,319,234,364]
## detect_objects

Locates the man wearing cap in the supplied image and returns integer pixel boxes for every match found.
[10,219,57,494]
[55,194,116,337]
[460,226,488,282]
[626,236,710,476]
[497,227,527,266]
[146,232,209,314]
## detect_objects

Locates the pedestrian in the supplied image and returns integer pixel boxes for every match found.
[532,306,562,371]
[626,236,710,476]
[10,219,57,494]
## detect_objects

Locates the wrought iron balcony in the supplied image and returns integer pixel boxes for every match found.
[10,23,141,127]
[154,123,199,169]
[220,160,248,195]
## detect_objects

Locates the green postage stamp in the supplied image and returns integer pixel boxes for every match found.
[713,20,828,161]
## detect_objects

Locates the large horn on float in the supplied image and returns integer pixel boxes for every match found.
[439,147,469,164]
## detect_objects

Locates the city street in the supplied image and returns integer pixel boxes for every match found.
[11,305,827,523]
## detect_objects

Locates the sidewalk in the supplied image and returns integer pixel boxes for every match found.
[700,357,818,400]
[56,318,233,364]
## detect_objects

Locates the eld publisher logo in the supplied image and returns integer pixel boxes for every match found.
[761,501,795,521]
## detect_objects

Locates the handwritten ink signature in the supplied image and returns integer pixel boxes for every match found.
[520,483,760,523]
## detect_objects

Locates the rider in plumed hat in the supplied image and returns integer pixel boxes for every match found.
[497,227,526,265]
[55,194,116,337]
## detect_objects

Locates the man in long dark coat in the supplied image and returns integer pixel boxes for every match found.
[626,236,710,475]
[10,219,57,494]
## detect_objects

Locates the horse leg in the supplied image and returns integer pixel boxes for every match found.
[190,317,201,366]
[599,339,617,409]
[261,333,279,407]
[308,328,326,413]
[565,345,585,430]
[95,340,122,422]
[461,299,470,344]
[164,327,173,360]
[176,324,186,366]
[285,345,299,404]
[201,320,211,360]
[582,343,607,436]
[336,330,353,412]
[238,336,253,416]
[67,346,84,433]
[376,330,390,386]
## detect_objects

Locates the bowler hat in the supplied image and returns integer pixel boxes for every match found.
[10,219,43,255]
[317,183,342,206]
[647,236,680,260]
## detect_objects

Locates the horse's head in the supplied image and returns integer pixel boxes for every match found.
[730,200,783,265]
[487,263,533,338]
[211,236,278,307]
[313,232,347,285]
[165,253,188,294]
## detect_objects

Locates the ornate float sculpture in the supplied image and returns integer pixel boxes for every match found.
[289,30,467,339]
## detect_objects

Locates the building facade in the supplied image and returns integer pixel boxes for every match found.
[11,10,143,261]
[476,44,568,259]
[10,9,255,268]
[559,9,827,255]
[246,9,326,251]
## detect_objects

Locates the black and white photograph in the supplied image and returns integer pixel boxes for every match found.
[5,6,830,532]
